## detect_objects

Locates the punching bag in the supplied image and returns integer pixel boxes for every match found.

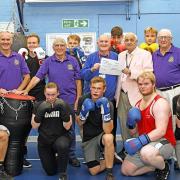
[11,32,27,52]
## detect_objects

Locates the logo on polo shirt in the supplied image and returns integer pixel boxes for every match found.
[67,63,74,70]
[168,56,174,63]
[45,111,60,118]
[14,59,19,66]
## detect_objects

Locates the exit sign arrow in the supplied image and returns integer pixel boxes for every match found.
[62,19,89,28]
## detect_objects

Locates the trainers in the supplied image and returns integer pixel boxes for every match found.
[114,152,123,164]
[106,172,115,180]
[23,158,32,168]
[69,158,80,167]
[174,160,180,170]
[114,150,126,163]
[59,173,67,180]
[155,161,170,180]
[0,169,13,180]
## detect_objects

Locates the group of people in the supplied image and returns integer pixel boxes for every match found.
[0,24,180,180]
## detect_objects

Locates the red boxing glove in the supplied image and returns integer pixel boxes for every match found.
[116,44,126,53]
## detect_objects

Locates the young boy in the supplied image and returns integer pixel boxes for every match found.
[139,27,159,53]
[67,34,86,69]
[110,26,126,54]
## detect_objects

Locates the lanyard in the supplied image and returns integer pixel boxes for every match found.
[125,53,133,68]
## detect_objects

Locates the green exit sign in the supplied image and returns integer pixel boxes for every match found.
[62,19,89,28]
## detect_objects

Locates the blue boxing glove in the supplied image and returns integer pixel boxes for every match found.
[126,107,141,129]
[124,134,151,155]
[80,98,95,122]
[96,97,111,122]
[73,47,85,59]
[66,48,71,55]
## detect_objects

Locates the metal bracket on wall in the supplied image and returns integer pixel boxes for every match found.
[126,0,131,20]
[137,0,140,19]
[16,0,29,33]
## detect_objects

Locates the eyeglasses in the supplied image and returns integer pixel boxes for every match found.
[54,44,65,48]
[158,36,171,40]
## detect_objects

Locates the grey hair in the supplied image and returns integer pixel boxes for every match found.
[124,32,138,41]
[157,29,173,38]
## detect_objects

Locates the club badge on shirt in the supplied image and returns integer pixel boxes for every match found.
[168,56,174,63]
[14,59,20,66]
[67,63,74,70]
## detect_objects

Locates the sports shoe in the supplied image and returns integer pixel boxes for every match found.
[155,161,170,180]
[59,173,67,180]
[174,160,180,170]
[69,158,80,167]
[114,150,126,164]
[0,169,13,180]
[23,158,32,168]
[106,172,115,180]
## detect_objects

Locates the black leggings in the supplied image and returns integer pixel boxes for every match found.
[111,99,117,147]
[38,135,71,175]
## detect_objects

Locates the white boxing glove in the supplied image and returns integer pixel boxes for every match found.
[0,125,10,135]
[33,47,46,59]
[18,48,28,59]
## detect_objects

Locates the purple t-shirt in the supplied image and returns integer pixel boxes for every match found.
[36,54,81,104]
[152,45,180,88]
[0,51,30,90]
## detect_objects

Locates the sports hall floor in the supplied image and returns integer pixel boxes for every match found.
[14,125,180,180]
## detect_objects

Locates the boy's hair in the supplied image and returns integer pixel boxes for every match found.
[111,26,123,36]
[144,27,158,36]
[90,76,106,88]
[26,33,40,44]
[67,34,81,43]
[44,82,59,92]
[137,71,156,85]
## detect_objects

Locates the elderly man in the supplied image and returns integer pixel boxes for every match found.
[22,37,82,167]
[80,34,120,163]
[152,29,180,112]
[115,32,153,159]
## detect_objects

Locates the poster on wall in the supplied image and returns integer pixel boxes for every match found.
[46,32,96,56]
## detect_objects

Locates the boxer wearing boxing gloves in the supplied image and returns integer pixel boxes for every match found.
[76,76,114,180]
[26,33,46,101]
[31,82,72,180]
[20,34,46,168]
[67,34,86,69]
[139,27,159,53]
[110,26,126,54]
[121,71,175,180]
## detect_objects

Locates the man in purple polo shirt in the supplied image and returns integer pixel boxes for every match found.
[0,31,30,94]
[22,37,82,167]
[152,29,180,112]
[0,31,30,179]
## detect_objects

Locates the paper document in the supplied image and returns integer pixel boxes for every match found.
[99,58,123,75]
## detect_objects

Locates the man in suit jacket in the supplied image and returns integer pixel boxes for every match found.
[115,32,153,158]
